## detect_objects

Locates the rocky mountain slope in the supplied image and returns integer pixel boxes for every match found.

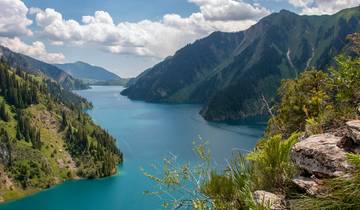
[122,7,360,121]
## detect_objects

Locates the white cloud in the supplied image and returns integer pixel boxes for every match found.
[30,0,268,58]
[0,0,33,37]
[288,0,312,7]
[189,0,270,21]
[289,0,359,15]
[0,37,65,63]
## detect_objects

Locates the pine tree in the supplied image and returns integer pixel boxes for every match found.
[61,111,68,129]
[0,101,10,122]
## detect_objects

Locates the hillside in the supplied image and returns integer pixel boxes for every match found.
[0,61,123,203]
[55,61,120,81]
[55,62,130,86]
[122,7,360,121]
[0,46,88,90]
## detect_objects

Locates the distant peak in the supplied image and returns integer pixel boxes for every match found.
[75,61,87,65]
[278,9,298,16]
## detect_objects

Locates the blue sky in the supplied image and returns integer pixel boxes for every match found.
[0,0,357,77]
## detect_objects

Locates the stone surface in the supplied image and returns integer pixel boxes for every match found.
[346,120,360,144]
[291,133,352,177]
[292,176,325,196]
[253,190,285,210]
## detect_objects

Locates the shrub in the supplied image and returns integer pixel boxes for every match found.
[247,132,301,192]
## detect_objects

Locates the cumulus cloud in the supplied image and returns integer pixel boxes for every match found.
[0,0,33,37]
[0,37,65,63]
[30,0,268,58]
[289,0,359,15]
[189,0,270,21]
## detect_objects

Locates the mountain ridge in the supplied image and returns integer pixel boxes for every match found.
[55,61,132,86]
[0,46,88,90]
[122,7,360,121]
[55,61,121,81]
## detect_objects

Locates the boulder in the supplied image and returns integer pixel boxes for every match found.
[291,133,352,177]
[253,190,285,210]
[292,176,326,196]
[346,120,360,144]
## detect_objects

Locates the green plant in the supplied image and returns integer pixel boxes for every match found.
[247,132,301,192]
[143,140,265,210]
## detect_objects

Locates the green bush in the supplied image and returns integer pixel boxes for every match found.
[267,54,360,137]
[247,132,301,192]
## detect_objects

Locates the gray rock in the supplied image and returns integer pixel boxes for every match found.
[0,143,11,166]
[291,133,352,177]
[253,190,285,210]
[292,176,326,196]
[346,120,360,144]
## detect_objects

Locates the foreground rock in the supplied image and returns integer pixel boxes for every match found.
[291,133,352,177]
[346,120,360,144]
[253,190,285,210]
[292,176,326,196]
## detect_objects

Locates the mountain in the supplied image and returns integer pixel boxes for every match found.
[55,61,120,81]
[0,59,122,202]
[0,46,88,90]
[122,7,360,121]
[55,61,131,86]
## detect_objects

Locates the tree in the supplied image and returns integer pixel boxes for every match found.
[0,101,10,122]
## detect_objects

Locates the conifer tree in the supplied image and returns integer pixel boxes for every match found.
[0,101,10,122]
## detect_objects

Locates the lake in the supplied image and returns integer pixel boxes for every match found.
[0,86,265,210]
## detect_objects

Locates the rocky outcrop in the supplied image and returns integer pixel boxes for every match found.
[291,133,352,177]
[346,120,360,144]
[253,190,285,209]
[292,176,326,196]
[0,143,11,166]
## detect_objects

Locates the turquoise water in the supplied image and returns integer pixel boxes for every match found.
[0,86,265,210]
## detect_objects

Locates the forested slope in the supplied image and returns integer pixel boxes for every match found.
[0,60,122,203]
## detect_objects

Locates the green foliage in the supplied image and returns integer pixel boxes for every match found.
[329,55,360,116]
[144,141,267,210]
[247,132,301,192]
[142,140,214,209]
[267,70,330,137]
[0,101,10,122]
[202,172,236,208]
[201,153,260,210]
[0,62,39,108]
[11,160,47,188]
[0,59,122,202]
[268,54,360,137]
[15,111,42,149]
[64,112,122,178]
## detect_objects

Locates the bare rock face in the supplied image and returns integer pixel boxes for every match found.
[0,143,11,166]
[292,176,326,196]
[253,190,285,210]
[346,120,360,144]
[291,133,352,177]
